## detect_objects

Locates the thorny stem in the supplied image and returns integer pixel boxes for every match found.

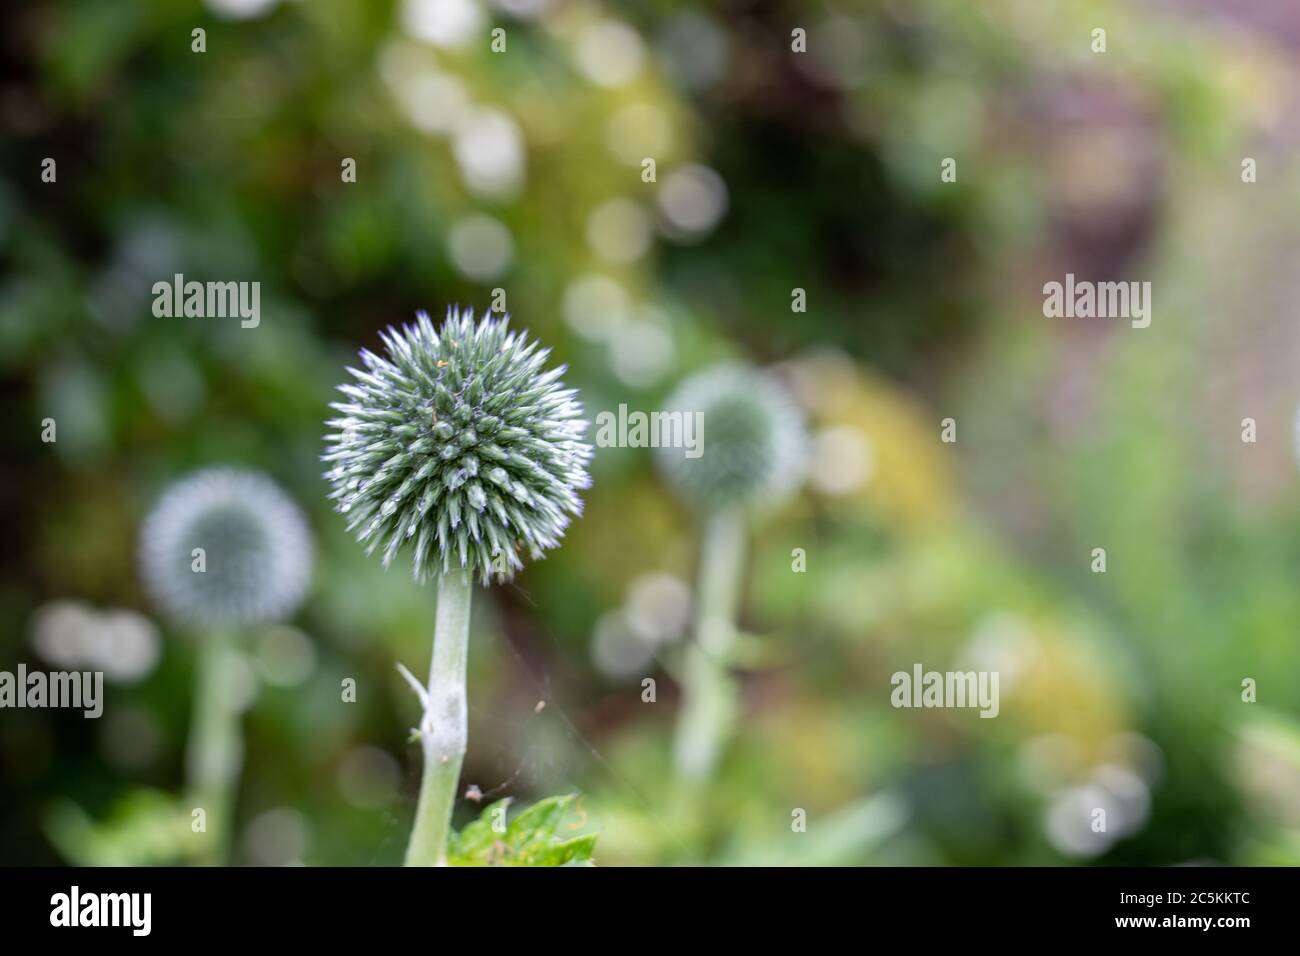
[673,508,746,781]
[186,631,243,866]
[405,569,473,866]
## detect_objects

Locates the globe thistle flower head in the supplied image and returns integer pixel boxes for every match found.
[323,306,592,585]
[656,365,807,513]
[139,468,313,627]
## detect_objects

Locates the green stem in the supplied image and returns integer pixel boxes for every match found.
[186,631,242,865]
[405,569,473,867]
[673,508,746,781]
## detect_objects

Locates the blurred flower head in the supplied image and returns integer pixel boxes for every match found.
[656,365,808,513]
[139,469,313,628]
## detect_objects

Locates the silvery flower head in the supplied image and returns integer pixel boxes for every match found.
[323,306,593,584]
[656,364,807,514]
[139,468,313,627]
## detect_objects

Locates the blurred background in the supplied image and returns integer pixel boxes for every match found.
[2,0,1300,865]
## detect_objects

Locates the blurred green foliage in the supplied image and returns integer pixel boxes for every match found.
[2,0,1299,866]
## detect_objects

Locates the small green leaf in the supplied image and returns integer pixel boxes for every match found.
[503,794,573,849]
[446,797,511,861]
[529,833,598,867]
[447,794,596,867]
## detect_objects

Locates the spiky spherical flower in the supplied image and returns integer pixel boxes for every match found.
[656,365,807,513]
[323,307,592,584]
[139,469,313,627]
